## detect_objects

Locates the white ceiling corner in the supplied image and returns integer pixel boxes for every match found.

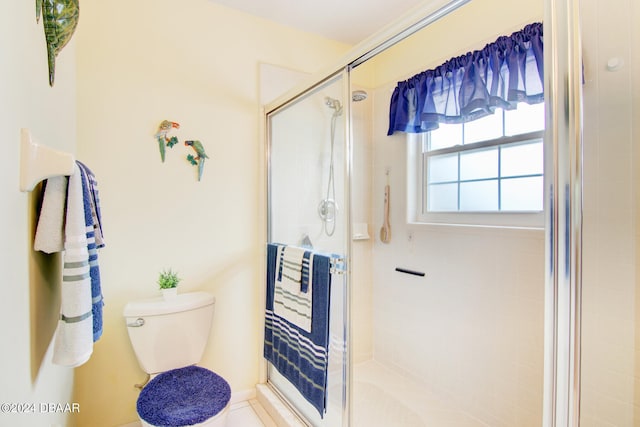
[208,0,428,45]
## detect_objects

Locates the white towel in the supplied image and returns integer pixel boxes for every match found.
[273,245,313,332]
[34,176,67,254]
[52,164,93,367]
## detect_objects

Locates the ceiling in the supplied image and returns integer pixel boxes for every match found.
[209,0,428,45]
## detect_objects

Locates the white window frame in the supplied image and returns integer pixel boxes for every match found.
[407,129,545,229]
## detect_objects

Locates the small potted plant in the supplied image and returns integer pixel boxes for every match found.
[158,268,181,300]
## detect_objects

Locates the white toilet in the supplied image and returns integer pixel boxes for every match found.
[123,291,231,427]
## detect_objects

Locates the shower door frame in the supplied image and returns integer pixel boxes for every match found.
[265,69,352,427]
[263,0,584,425]
[542,0,584,425]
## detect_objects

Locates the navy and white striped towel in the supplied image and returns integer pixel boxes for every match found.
[274,245,313,333]
[264,243,332,418]
[77,162,104,342]
[35,161,105,366]
[77,161,105,249]
[52,164,93,367]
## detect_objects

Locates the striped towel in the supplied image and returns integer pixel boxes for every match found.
[264,243,332,417]
[77,162,104,342]
[52,164,93,367]
[77,161,105,249]
[274,245,313,333]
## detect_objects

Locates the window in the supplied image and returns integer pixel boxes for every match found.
[413,102,545,227]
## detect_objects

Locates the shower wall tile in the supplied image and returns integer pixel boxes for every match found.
[580,0,639,424]
[350,1,638,426]
[359,4,570,425]
[369,215,545,426]
[351,88,375,364]
[352,239,373,363]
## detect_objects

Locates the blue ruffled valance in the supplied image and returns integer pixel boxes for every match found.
[388,22,543,135]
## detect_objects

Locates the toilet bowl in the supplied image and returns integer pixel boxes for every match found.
[123,292,230,427]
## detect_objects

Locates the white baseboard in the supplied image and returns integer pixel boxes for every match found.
[231,387,257,404]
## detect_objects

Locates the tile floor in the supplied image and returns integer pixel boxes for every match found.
[122,399,273,427]
[125,361,487,427]
[352,360,487,427]
[228,400,274,427]
[260,360,487,427]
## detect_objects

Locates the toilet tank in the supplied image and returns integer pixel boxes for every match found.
[123,291,215,374]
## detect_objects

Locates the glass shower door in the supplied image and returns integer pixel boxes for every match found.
[266,72,348,427]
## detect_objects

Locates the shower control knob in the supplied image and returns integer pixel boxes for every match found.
[318,199,337,222]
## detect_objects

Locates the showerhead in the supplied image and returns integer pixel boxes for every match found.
[352,90,368,102]
[325,91,367,114]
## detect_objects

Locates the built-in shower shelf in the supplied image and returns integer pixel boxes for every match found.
[352,223,370,240]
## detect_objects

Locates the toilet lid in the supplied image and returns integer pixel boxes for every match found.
[137,366,231,426]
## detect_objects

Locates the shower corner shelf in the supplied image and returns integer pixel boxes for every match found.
[19,128,75,192]
[352,223,370,240]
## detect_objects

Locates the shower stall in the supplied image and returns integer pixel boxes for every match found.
[267,74,349,427]
[264,0,637,425]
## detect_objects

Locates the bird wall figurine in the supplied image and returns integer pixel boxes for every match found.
[154,120,180,162]
[37,0,80,86]
[185,140,209,181]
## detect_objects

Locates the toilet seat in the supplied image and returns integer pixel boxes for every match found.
[137,366,231,427]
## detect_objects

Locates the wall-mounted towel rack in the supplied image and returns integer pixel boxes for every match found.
[395,267,426,277]
[20,128,75,192]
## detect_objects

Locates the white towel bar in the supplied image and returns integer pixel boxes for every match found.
[19,128,75,192]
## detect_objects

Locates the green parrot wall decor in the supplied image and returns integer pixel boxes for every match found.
[185,140,209,181]
[154,120,180,162]
[152,121,209,181]
[36,0,80,86]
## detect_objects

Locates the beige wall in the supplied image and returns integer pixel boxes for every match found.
[0,2,77,427]
[370,0,543,88]
[635,1,640,423]
[72,1,349,426]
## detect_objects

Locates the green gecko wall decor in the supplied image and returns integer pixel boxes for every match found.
[37,0,80,86]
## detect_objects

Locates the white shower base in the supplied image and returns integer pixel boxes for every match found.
[352,360,487,427]
[259,360,489,427]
